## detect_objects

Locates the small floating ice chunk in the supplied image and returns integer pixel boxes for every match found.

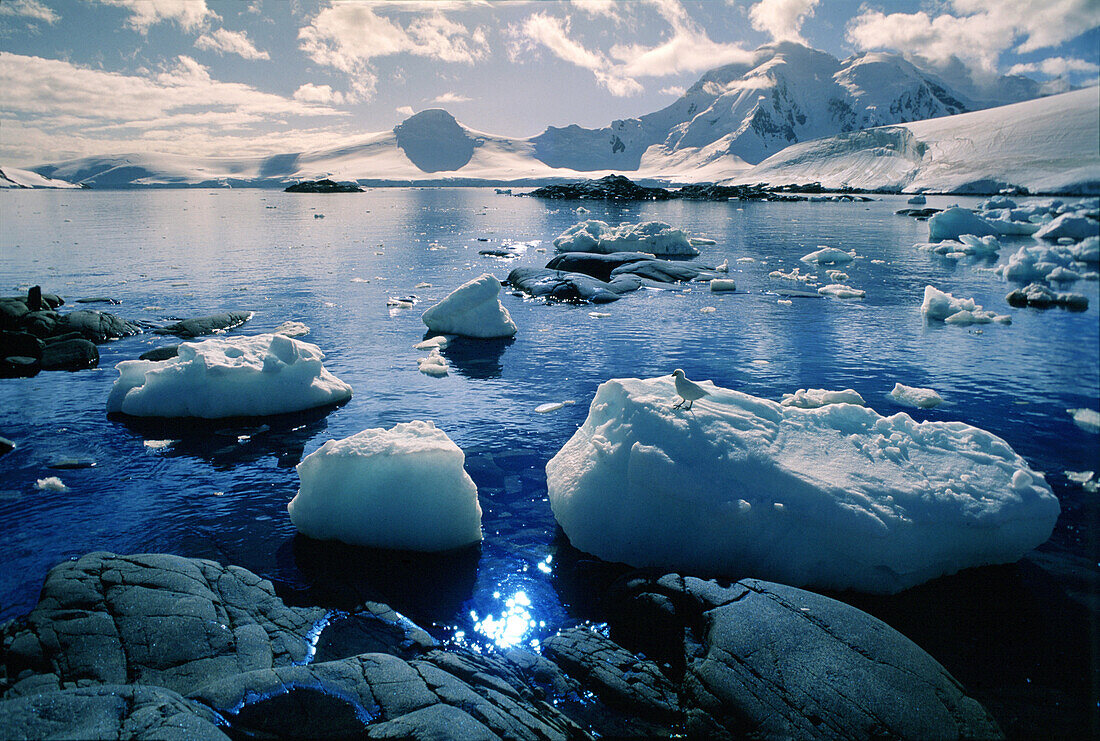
[1068,407,1100,433]
[546,375,1060,594]
[818,284,865,299]
[700,306,717,313]
[1065,470,1095,485]
[35,477,69,492]
[890,383,944,409]
[715,259,729,272]
[921,286,1010,325]
[106,334,353,418]
[536,402,568,414]
[709,278,737,292]
[414,336,449,351]
[736,257,755,263]
[273,321,310,338]
[421,273,517,338]
[800,246,855,265]
[351,277,370,283]
[576,206,590,215]
[778,299,793,306]
[588,311,611,318]
[825,270,848,282]
[781,388,865,408]
[415,282,432,289]
[417,349,449,377]
[288,421,482,551]
[689,236,717,246]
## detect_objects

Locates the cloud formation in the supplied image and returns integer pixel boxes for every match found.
[0,0,59,24]
[847,0,1100,74]
[432,92,472,103]
[1008,56,1100,77]
[195,28,270,60]
[94,0,219,33]
[748,0,819,44]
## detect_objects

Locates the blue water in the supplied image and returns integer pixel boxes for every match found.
[1,189,1097,735]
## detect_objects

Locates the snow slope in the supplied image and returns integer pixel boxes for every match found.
[0,166,79,189]
[731,87,1099,194]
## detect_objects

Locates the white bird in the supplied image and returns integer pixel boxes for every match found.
[671,369,709,410]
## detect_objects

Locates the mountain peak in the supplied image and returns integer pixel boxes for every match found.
[393,108,476,172]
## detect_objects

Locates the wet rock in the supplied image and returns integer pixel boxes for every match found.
[523,174,676,201]
[610,260,714,283]
[75,297,122,305]
[507,267,642,303]
[40,338,99,371]
[612,574,1003,740]
[0,355,39,378]
[544,252,656,282]
[156,311,253,338]
[1,332,44,361]
[60,310,142,343]
[26,285,42,311]
[189,648,585,740]
[48,457,97,470]
[312,602,437,663]
[138,345,179,361]
[19,310,60,338]
[0,552,327,698]
[0,684,228,740]
[896,207,943,219]
[0,299,30,329]
[0,436,15,455]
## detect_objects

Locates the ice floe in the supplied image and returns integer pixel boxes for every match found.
[106,334,353,418]
[890,383,944,409]
[35,477,68,492]
[709,279,737,292]
[1068,407,1100,433]
[780,388,865,408]
[421,273,517,338]
[921,286,1010,326]
[916,234,1001,259]
[417,349,449,377]
[995,243,1089,283]
[1035,213,1099,242]
[546,375,1060,594]
[288,421,482,551]
[928,208,998,241]
[553,220,697,257]
[818,284,865,299]
[800,246,855,265]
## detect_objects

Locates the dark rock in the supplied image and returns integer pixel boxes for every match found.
[0,552,327,698]
[313,602,437,664]
[59,310,142,343]
[27,285,42,312]
[544,252,655,282]
[40,338,99,371]
[75,297,121,305]
[0,684,228,741]
[156,311,253,338]
[677,183,807,202]
[40,293,64,309]
[0,436,15,455]
[48,457,97,470]
[19,310,60,338]
[523,174,677,201]
[611,260,715,283]
[1006,283,1089,310]
[479,248,521,258]
[0,298,30,329]
[896,207,943,218]
[0,332,44,361]
[285,179,363,193]
[43,331,84,345]
[139,345,180,361]
[508,267,642,303]
[612,574,1003,740]
[0,356,39,378]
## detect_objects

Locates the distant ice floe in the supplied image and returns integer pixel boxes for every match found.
[288,421,482,551]
[553,220,698,257]
[536,400,575,414]
[1065,470,1099,493]
[417,348,449,377]
[907,194,926,205]
[921,286,1010,326]
[1035,213,1100,242]
[709,278,737,292]
[818,284,865,299]
[800,246,855,265]
[106,334,353,418]
[421,273,517,338]
[545,375,1060,594]
[273,321,310,338]
[928,208,999,241]
[35,476,69,492]
[996,242,1097,283]
[916,234,1000,259]
[890,383,944,409]
[780,388,865,408]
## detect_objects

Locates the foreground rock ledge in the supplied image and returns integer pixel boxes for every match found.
[1,552,1001,739]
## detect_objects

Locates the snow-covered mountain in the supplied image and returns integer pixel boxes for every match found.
[728,87,1099,194]
[21,41,1086,193]
[0,166,79,189]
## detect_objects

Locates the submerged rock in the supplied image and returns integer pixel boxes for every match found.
[523,174,676,201]
[40,338,99,371]
[507,267,642,303]
[156,311,253,338]
[284,179,363,193]
[1006,283,1088,310]
[60,310,141,343]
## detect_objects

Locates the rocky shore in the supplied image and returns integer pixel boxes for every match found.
[1,552,1002,739]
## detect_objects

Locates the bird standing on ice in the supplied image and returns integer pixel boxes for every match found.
[671,369,709,410]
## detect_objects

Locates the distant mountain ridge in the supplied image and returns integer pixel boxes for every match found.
[20,41,1088,193]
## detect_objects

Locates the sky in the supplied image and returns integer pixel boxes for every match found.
[1,0,1098,166]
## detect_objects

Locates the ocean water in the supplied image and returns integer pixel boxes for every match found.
[1,188,1097,735]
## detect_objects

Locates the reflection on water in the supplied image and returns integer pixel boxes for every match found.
[1,188,1097,734]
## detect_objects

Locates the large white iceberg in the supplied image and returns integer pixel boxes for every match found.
[995,244,1084,283]
[546,376,1059,594]
[106,334,352,418]
[421,273,517,338]
[927,208,998,241]
[1034,213,1099,242]
[288,421,482,551]
[553,220,698,256]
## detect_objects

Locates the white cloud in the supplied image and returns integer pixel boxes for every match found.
[748,0,819,44]
[0,52,346,162]
[1008,56,1100,77]
[514,2,751,96]
[432,91,471,103]
[195,28,270,61]
[571,0,621,21]
[846,1,1100,75]
[294,83,347,105]
[659,85,685,96]
[298,4,489,100]
[0,0,59,24]
[93,0,219,33]
[396,105,415,116]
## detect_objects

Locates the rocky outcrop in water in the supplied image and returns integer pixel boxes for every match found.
[523,175,676,201]
[1,553,1002,740]
[284,179,363,193]
[1006,283,1089,310]
[155,311,253,338]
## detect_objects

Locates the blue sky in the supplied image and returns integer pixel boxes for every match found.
[1,0,1097,166]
